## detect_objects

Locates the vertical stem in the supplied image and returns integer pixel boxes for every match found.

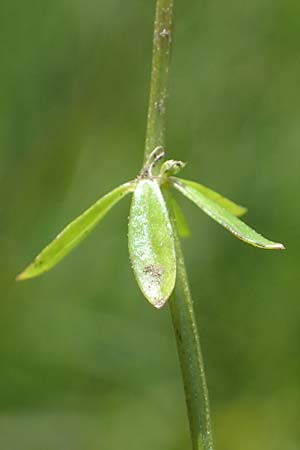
[144,2,214,450]
[144,0,174,161]
[168,194,214,450]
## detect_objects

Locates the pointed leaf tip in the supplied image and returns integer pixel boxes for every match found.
[274,243,285,250]
[17,181,135,281]
[16,271,29,282]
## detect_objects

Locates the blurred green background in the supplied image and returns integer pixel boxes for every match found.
[0,1,299,449]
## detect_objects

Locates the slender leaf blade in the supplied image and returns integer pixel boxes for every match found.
[171,197,190,238]
[172,177,285,250]
[176,178,247,217]
[128,179,176,308]
[17,181,135,280]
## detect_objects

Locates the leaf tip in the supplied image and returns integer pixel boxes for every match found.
[153,298,168,309]
[264,241,285,250]
[15,270,27,282]
[15,264,37,281]
[237,206,248,217]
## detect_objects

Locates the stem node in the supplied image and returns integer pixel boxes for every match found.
[144,2,214,449]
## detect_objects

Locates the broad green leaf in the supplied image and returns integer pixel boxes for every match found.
[128,178,176,308]
[174,178,247,217]
[17,181,135,281]
[172,177,285,250]
[171,197,190,238]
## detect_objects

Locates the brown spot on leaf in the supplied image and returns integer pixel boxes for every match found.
[143,264,164,282]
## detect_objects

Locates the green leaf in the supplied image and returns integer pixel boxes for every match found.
[174,178,247,217]
[172,177,285,250]
[171,197,190,238]
[128,178,176,308]
[17,181,135,281]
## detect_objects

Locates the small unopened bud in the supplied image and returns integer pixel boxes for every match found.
[160,159,186,177]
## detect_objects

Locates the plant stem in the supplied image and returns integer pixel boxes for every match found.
[144,2,214,450]
[144,0,173,161]
[168,197,214,450]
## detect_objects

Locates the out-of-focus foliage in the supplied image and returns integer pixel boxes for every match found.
[0,0,298,449]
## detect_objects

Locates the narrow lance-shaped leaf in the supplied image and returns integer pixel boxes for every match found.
[128,178,176,308]
[181,179,247,217]
[172,177,285,250]
[171,197,190,238]
[160,157,246,217]
[17,181,136,281]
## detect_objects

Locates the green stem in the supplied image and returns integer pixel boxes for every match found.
[144,0,173,161]
[168,194,214,450]
[144,2,214,449]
